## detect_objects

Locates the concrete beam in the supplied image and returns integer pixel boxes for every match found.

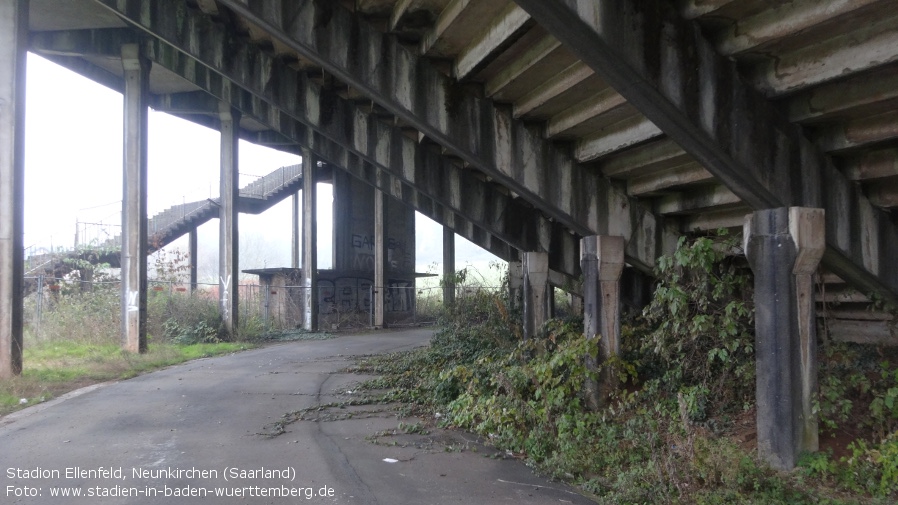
[654,184,741,215]
[628,162,713,196]
[37,54,124,92]
[514,61,593,118]
[714,0,888,57]
[547,88,628,139]
[747,11,898,97]
[514,0,898,302]
[678,0,741,20]
[484,33,561,99]
[454,3,531,81]
[302,149,318,331]
[214,0,675,270]
[599,139,691,179]
[745,207,824,469]
[787,66,898,125]
[576,115,664,163]
[421,0,510,59]
[69,10,581,273]
[681,207,751,233]
[120,43,149,353]
[865,178,898,208]
[196,0,218,15]
[0,0,26,378]
[843,149,898,181]
[219,103,239,336]
[813,110,898,153]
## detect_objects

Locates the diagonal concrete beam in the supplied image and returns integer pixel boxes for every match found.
[215,0,676,271]
[454,2,531,81]
[514,0,898,301]
[33,24,570,275]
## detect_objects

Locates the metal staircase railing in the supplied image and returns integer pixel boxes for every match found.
[25,163,305,274]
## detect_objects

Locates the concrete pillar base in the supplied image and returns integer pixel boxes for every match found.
[745,207,824,470]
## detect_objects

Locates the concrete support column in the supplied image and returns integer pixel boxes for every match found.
[219,103,240,336]
[581,235,625,408]
[522,252,550,339]
[331,170,351,271]
[301,149,318,331]
[373,189,387,329]
[291,191,300,269]
[188,228,198,293]
[443,227,455,306]
[120,43,149,353]
[508,260,523,312]
[0,0,27,377]
[745,207,824,470]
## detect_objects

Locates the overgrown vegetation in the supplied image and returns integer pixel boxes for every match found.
[3,248,269,417]
[351,232,898,504]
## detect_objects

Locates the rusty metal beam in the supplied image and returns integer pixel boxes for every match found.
[514,0,898,301]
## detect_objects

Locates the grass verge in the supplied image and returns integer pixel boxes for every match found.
[0,340,252,417]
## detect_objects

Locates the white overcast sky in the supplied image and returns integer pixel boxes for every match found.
[23,54,499,282]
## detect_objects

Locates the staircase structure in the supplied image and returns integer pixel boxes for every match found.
[25,163,303,276]
[143,162,303,251]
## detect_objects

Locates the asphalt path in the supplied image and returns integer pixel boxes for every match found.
[1,328,596,504]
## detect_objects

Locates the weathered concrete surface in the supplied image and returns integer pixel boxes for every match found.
[51,15,582,276]
[0,0,26,378]
[219,104,240,336]
[374,189,387,329]
[745,207,824,470]
[443,227,455,306]
[301,149,318,331]
[523,252,550,340]
[513,0,898,303]
[120,42,148,353]
[580,235,624,409]
[0,330,595,504]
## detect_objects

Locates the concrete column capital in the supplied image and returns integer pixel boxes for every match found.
[120,43,148,71]
[789,207,825,275]
[218,101,240,122]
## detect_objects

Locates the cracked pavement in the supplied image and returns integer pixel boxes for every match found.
[1,328,596,504]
